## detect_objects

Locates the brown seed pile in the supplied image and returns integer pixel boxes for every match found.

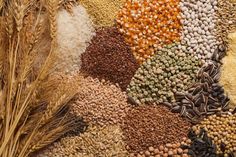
[131,137,191,157]
[71,75,131,126]
[79,0,125,27]
[36,125,129,157]
[117,0,181,63]
[193,113,236,154]
[81,27,139,90]
[122,105,191,153]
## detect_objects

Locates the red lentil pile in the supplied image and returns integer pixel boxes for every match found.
[122,105,191,153]
[81,27,139,91]
[117,0,181,63]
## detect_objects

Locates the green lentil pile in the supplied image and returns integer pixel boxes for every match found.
[127,44,202,105]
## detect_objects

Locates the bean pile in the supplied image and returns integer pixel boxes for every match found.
[79,0,125,27]
[179,0,219,61]
[193,113,236,154]
[71,75,130,126]
[131,138,190,157]
[117,0,181,63]
[122,105,191,153]
[36,125,129,157]
[81,27,139,91]
[56,5,95,73]
[127,44,202,105]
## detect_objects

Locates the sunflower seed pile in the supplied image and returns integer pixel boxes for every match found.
[127,44,202,105]
[172,61,230,123]
[182,128,218,157]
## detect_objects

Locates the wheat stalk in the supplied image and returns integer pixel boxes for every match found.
[0,0,83,156]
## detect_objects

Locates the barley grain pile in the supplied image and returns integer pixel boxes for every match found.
[81,27,139,91]
[79,0,125,27]
[71,75,131,126]
[56,5,95,73]
[122,105,191,153]
[36,125,129,157]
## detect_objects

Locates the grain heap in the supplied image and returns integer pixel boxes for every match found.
[36,125,129,157]
[131,138,190,157]
[193,113,236,155]
[56,5,95,73]
[127,44,202,105]
[179,0,220,61]
[81,27,139,90]
[122,105,191,153]
[79,0,125,27]
[71,76,130,126]
[220,32,236,108]
[117,0,181,63]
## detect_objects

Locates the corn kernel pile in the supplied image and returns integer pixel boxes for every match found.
[117,0,181,63]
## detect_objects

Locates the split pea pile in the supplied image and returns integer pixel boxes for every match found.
[179,0,220,61]
[193,113,236,154]
[81,27,139,90]
[71,75,130,126]
[131,138,190,157]
[127,44,202,105]
[117,0,181,63]
[36,125,129,157]
[122,105,191,153]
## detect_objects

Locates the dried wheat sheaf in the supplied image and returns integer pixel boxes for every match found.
[0,0,84,157]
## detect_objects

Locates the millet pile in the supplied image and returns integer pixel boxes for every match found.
[71,75,131,126]
[122,105,191,153]
[127,44,202,105]
[79,0,125,27]
[81,27,139,91]
[117,0,181,63]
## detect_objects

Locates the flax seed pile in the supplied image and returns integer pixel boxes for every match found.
[36,0,236,156]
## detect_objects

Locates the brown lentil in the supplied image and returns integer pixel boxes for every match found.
[81,27,139,91]
[71,75,131,126]
[122,105,191,153]
[117,0,181,63]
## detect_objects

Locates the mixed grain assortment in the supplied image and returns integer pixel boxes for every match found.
[35,0,236,156]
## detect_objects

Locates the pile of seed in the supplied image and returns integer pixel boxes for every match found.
[183,129,218,157]
[36,125,129,157]
[220,32,236,108]
[79,0,125,27]
[56,5,95,73]
[81,27,139,91]
[127,44,202,105]
[122,105,191,153]
[117,0,181,63]
[193,113,236,155]
[71,75,130,126]
[216,0,236,44]
[173,60,230,123]
[179,0,220,61]
[131,137,190,157]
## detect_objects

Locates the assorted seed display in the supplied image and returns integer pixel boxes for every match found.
[35,0,236,156]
